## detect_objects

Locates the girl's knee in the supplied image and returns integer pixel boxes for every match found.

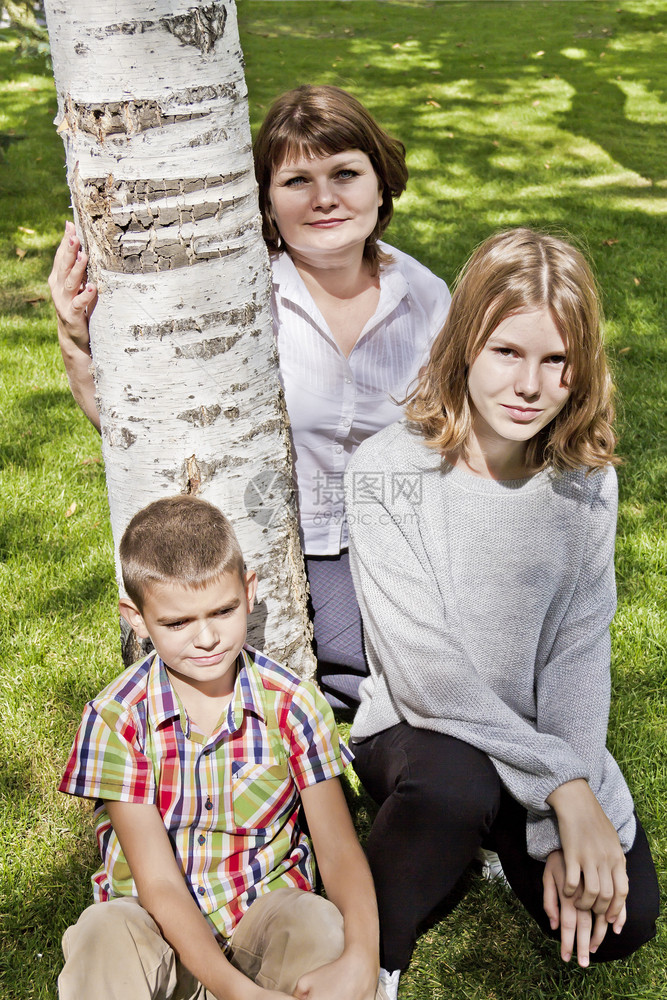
[402,761,500,834]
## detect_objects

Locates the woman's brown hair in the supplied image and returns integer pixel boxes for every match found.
[253,85,408,274]
[406,228,618,471]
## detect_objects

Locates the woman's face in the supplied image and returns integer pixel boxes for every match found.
[467,308,571,452]
[268,149,383,265]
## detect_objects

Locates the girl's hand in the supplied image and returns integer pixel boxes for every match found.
[48,221,97,351]
[543,849,625,965]
[546,779,628,931]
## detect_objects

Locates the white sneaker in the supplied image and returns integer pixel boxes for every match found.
[477,847,508,884]
[378,968,401,1000]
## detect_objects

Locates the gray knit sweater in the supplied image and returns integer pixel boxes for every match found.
[345,420,636,861]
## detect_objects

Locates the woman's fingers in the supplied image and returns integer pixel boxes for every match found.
[64,250,89,294]
[49,223,97,348]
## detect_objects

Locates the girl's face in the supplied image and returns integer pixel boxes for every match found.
[268,148,383,265]
[467,308,570,453]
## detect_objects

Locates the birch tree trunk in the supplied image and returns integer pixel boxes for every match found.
[44,0,315,677]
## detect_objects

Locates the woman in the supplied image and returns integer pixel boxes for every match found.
[344,229,659,997]
[49,86,451,709]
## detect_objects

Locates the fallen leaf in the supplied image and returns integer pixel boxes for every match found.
[81,457,101,466]
[392,43,402,49]
[602,238,619,246]
[426,99,441,108]
[65,501,77,518]
[618,347,631,354]
[544,162,551,169]
[532,99,541,107]
[18,225,35,234]
[633,277,640,285]
[443,131,454,139]
[15,247,27,259]
[492,139,499,146]
[25,296,46,305]
[456,42,464,48]
[536,50,545,57]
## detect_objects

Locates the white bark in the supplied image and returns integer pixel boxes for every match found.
[44,0,315,676]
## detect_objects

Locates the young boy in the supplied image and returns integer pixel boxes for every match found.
[58,495,385,1000]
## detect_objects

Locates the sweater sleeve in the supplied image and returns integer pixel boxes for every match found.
[528,467,635,857]
[346,471,592,817]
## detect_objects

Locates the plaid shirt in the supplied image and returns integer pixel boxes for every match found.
[59,644,352,941]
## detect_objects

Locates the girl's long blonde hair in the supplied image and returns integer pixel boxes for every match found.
[406,228,618,471]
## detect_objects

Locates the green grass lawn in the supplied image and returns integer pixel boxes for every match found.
[1,2,665,997]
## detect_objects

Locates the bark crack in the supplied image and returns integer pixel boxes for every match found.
[160,3,227,54]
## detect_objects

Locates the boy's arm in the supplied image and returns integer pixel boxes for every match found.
[296,778,380,1000]
[106,801,294,1000]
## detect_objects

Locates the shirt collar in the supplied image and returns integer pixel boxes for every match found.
[230,645,267,732]
[145,646,266,735]
[271,243,410,341]
[146,652,183,728]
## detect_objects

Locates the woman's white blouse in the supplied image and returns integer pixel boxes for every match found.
[271,243,451,555]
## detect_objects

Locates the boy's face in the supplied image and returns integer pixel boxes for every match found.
[120,570,257,697]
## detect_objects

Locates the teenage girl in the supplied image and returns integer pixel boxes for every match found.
[344,228,659,997]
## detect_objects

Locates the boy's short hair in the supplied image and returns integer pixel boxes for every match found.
[119,495,245,610]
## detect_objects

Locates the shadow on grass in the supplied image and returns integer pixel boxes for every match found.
[0,388,97,470]
[0,847,96,1000]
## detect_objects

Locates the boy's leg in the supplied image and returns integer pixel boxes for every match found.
[352,723,502,972]
[58,896,203,1000]
[229,887,390,998]
[491,789,660,961]
[229,888,344,993]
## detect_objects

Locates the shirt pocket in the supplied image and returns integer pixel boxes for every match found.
[230,756,293,832]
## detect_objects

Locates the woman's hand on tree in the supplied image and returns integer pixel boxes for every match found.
[48,221,97,351]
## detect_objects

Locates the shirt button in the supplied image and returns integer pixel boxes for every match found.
[205,798,213,811]
[335,446,343,454]
[344,377,352,384]
[198,834,206,845]
[198,886,206,896]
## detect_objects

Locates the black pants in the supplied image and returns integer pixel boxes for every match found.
[352,723,660,971]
